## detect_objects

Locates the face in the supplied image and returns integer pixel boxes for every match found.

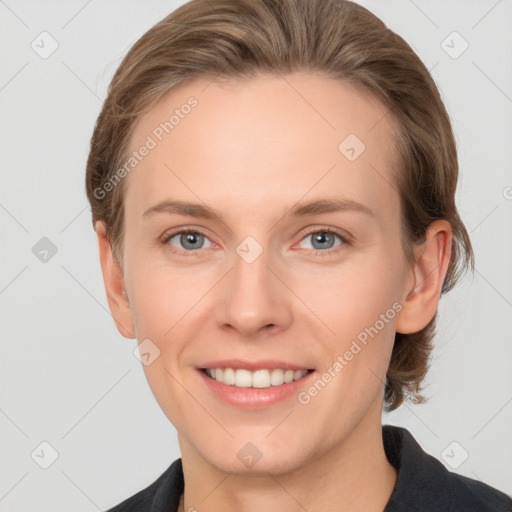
[111,71,414,474]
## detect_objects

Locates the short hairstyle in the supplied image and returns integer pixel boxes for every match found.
[85,0,474,411]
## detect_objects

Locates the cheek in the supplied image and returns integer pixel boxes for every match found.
[126,253,208,338]
[297,254,401,409]
[126,260,206,424]
[299,256,402,341]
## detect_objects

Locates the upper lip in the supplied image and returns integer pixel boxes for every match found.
[198,359,313,371]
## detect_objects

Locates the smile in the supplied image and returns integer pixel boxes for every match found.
[201,368,314,388]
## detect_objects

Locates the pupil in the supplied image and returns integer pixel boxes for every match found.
[183,232,201,249]
[313,232,333,249]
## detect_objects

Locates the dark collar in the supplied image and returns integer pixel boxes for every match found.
[108,425,512,511]
[382,425,512,511]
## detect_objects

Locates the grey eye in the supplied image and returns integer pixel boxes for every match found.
[310,232,337,250]
[168,231,212,251]
[301,231,341,251]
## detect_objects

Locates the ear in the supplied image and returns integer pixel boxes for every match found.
[95,221,135,339]
[396,220,453,334]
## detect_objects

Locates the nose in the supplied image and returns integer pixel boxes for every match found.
[215,242,293,339]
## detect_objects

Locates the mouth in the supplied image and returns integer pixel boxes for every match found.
[200,367,315,388]
[196,359,316,408]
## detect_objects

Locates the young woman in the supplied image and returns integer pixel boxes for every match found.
[86,0,512,510]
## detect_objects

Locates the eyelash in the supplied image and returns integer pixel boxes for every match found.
[160,226,351,257]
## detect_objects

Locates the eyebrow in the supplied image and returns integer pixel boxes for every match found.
[142,198,375,220]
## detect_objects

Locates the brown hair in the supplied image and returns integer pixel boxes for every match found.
[85,0,474,411]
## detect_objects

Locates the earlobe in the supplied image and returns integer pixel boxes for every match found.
[396,220,453,334]
[95,221,135,339]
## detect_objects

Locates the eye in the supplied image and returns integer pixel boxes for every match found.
[161,226,350,257]
[297,227,349,255]
[163,229,213,254]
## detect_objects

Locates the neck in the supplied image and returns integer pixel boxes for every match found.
[178,402,396,512]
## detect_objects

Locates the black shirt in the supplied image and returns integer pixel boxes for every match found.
[106,425,512,511]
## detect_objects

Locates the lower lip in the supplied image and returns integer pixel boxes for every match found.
[197,369,315,409]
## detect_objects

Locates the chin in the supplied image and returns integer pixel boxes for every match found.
[198,436,314,477]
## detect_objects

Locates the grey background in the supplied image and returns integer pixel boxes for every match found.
[0,0,511,510]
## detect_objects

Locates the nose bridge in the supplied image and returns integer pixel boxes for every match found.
[219,235,289,334]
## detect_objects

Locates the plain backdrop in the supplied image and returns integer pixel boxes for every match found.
[0,0,511,510]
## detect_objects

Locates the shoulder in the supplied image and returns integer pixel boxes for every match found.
[383,425,512,512]
[105,458,184,512]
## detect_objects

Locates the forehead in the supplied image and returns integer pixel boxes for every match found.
[125,71,399,223]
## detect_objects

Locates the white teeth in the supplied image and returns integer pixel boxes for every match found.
[270,369,284,386]
[252,369,270,388]
[204,367,309,387]
[234,369,252,387]
[293,370,304,381]
[284,370,294,383]
[223,367,235,385]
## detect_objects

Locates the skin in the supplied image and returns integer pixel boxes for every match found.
[96,71,452,512]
